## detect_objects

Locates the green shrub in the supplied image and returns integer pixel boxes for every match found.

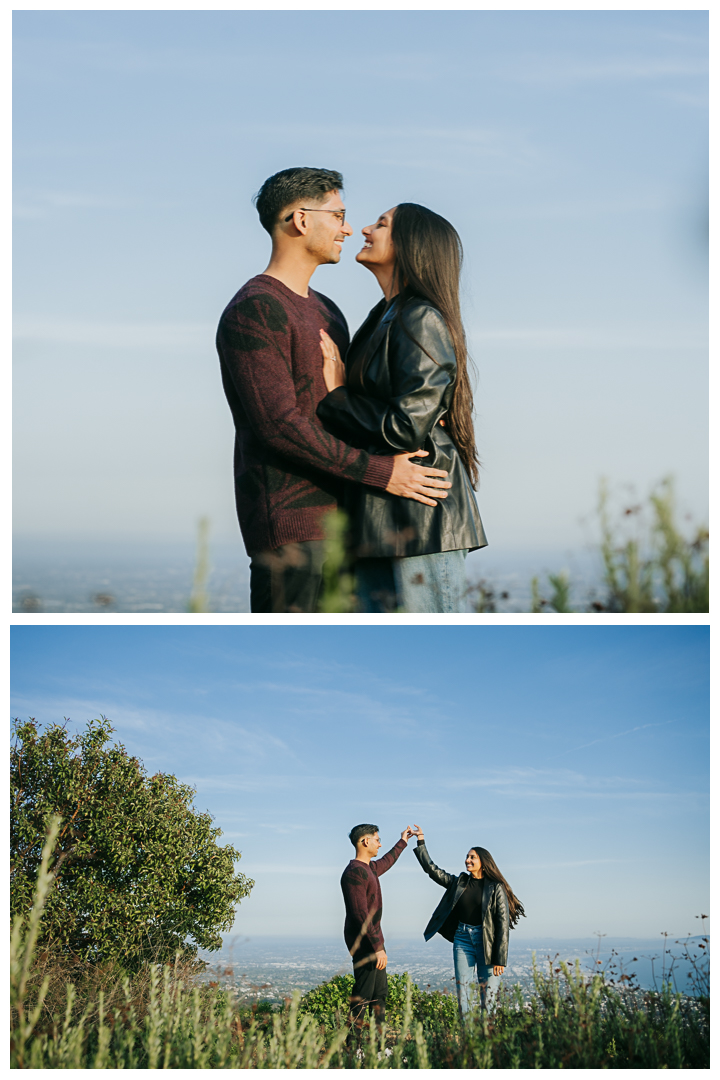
[297,972,354,1022]
[297,971,457,1029]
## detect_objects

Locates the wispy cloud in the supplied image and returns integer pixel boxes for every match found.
[560,719,680,756]
[235,862,426,878]
[654,89,708,108]
[510,858,633,870]
[232,680,425,729]
[260,658,432,702]
[228,120,542,179]
[430,765,695,803]
[501,56,707,86]
[240,864,339,876]
[13,320,214,349]
[10,695,293,765]
[215,765,702,806]
[13,189,135,220]
[468,326,707,351]
[12,320,705,354]
[182,776,297,795]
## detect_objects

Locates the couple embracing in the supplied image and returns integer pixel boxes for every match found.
[217,166,487,613]
[340,823,525,1027]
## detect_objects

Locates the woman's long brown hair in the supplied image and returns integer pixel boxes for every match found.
[471,846,526,929]
[390,203,480,487]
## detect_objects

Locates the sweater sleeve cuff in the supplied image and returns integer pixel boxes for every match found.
[416,839,426,846]
[362,454,394,490]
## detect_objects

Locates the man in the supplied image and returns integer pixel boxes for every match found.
[216,167,451,613]
[340,822,414,1028]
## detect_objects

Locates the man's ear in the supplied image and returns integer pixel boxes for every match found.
[283,207,309,237]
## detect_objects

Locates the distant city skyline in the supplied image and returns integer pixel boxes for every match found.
[13,9,708,558]
[11,625,709,940]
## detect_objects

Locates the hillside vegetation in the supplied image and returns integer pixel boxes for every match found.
[12,823,709,1069]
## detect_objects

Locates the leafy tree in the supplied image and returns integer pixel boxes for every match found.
[10,716,253,971]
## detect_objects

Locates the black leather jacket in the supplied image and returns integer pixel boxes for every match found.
[316,296,488,558]
[414,841,510,966]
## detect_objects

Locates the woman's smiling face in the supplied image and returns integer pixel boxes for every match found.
[465,850,483,877]
[356,207,396,269]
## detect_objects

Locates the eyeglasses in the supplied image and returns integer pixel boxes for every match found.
[284,207,346,225]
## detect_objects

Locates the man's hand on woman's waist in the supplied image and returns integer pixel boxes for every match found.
[386,452,451,507]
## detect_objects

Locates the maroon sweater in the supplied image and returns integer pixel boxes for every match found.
[340,839,407,959]
[217,275,394,555]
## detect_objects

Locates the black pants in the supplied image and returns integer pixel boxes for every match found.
[250,541,326,613]
[350,955,387,1025]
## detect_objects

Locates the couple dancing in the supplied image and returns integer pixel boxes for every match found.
[340,824,525,1026]
[217,166,487,613]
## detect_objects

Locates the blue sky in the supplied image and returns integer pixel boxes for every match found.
[10,625,709,941]
[13,10,708,562]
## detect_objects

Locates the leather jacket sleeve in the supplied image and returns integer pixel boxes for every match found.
[317,303,456,453]
[491,883,510,966]
[414,840,457,890]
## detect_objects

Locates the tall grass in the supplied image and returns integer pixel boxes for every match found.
[474,477,708,614]
[11,817,61,1067]
[11,825,709,1068]
[596,477,708,612]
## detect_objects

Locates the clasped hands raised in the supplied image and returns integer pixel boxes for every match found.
[400,824,424,842]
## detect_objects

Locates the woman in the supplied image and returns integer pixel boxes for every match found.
[316,203,487,613]
[412,826,525,1016]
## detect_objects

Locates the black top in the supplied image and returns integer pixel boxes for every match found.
[453,875,484,926]
[414,842,510,964]
[316,296,487,558]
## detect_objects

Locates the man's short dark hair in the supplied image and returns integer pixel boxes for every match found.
[349,823,379,847]
[254,167,344,235]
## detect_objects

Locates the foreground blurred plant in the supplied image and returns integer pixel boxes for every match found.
[188,516,211,613]
[465,580,510,613]
[318,510,356,614]
[596,477,708,612]
[515,477,708,614]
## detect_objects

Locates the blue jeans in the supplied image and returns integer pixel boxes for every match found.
[355,550,468,613]
[453,923,501,1016]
